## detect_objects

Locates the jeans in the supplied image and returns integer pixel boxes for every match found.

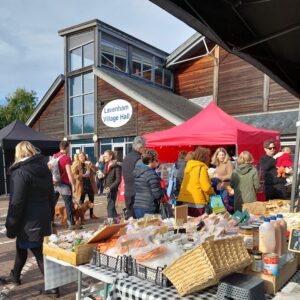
[97,178,104,194]
[134,207,157,219]
[54,191,75,225]
[107,189,118,218]
[124,194,135,219]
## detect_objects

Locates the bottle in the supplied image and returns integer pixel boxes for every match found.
[259,217,276,253]
[277,214,288,254]
[270,216,282,256]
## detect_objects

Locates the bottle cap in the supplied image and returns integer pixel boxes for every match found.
[264,217,270,222]
[270,216,277,220]
[277,214,283,218]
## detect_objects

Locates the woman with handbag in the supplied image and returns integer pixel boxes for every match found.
[71,151,99,219]
[178,147,215,217]
[133,149,163,218]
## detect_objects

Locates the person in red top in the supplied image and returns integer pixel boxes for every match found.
[52,141,77,229]
[274,146,293,180]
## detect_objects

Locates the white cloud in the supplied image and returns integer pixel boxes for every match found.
[0,0,195,100]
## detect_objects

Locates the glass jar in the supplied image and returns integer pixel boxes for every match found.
[239,225,254,250]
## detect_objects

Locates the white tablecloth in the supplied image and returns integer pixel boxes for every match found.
[44,256,118,290]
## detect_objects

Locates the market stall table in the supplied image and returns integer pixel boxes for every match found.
[44,256,118,299]
[107,271,300,300]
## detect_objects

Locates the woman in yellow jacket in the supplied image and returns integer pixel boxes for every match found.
[178,147,214,216]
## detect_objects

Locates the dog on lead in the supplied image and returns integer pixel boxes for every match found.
[55,201,94,227]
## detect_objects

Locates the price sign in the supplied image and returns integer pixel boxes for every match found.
[288,228,300,253]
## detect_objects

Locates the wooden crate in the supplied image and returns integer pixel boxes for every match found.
[43,223,126,266]
[243,256,297,294]
[43,237,96,265]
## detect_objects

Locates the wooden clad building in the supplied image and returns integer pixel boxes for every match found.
[27,21,299,161]
[27,20,199,162]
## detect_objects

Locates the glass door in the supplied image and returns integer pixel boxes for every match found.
[113,144,125,162]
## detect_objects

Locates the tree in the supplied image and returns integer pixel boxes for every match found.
[0,88,38,129]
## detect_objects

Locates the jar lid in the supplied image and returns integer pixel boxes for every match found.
[239,226,253,230]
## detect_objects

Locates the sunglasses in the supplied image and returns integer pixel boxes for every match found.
[268,147,276,150]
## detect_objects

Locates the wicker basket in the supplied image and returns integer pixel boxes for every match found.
[163,236,252,296]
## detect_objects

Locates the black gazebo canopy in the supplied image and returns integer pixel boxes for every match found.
[0,120,59,154]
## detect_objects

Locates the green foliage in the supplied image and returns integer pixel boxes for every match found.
[0,88,38,129]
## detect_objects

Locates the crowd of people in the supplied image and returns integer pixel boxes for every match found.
[0,137,293,295]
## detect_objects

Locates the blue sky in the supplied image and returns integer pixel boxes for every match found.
[0,0,195,104]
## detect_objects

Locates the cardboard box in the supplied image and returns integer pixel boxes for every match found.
[43,223,126,266]
[243,256,297,294]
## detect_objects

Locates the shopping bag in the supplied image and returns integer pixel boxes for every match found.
[209,195,226,214]
[159,202,174,219]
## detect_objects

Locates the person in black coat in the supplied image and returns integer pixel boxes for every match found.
[133,149,163,218]
[0,141,56,295]
[103,150,122,222]
[260,140,287,200]
[122,136,146,219]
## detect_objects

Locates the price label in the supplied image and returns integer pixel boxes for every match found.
[288,228,300,253]
[176,218,184,227]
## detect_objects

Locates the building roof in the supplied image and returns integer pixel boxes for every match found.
[166,32,215,68]
[235,110,298,135]
[58,19,169,58]
[26,75,65,127]
[93,66,201,125]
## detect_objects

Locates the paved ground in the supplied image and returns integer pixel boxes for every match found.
[0,195,124,299]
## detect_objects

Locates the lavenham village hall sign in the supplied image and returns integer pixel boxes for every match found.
[101,99,133,128]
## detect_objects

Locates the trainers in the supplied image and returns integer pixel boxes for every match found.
[0,270,21,286]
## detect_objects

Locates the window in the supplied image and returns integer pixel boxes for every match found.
[100,34,127,72]
[164,69,172,88]
[99,136,134,156]
[69,42,94,71]
[154,58,172,88]
[132,51,153,81]
[69,72,94,135]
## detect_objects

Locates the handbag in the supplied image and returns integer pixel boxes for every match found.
[209,195,226,214]
[159,202,174,219]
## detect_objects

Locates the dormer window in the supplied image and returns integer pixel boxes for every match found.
[132,51,153,80]
[68,31,94,72]
[100,33,128,72]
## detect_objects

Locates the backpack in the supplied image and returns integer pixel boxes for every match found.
[48,154,65,185]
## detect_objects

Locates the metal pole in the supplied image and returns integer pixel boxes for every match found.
[2,147,7,195]
[290,102,300,212]
[235,144,238,168]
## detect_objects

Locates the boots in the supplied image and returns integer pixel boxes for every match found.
[40,287,60,298]
[0,270,21,285]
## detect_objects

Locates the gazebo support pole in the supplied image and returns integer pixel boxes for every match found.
[235,144,238,168]
[290,102,300,212]
[2,147,7,195]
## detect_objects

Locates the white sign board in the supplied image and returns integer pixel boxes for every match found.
[101,99,132,128]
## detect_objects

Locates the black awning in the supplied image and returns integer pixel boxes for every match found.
[151,0,300,99]
[0,120,59,154]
